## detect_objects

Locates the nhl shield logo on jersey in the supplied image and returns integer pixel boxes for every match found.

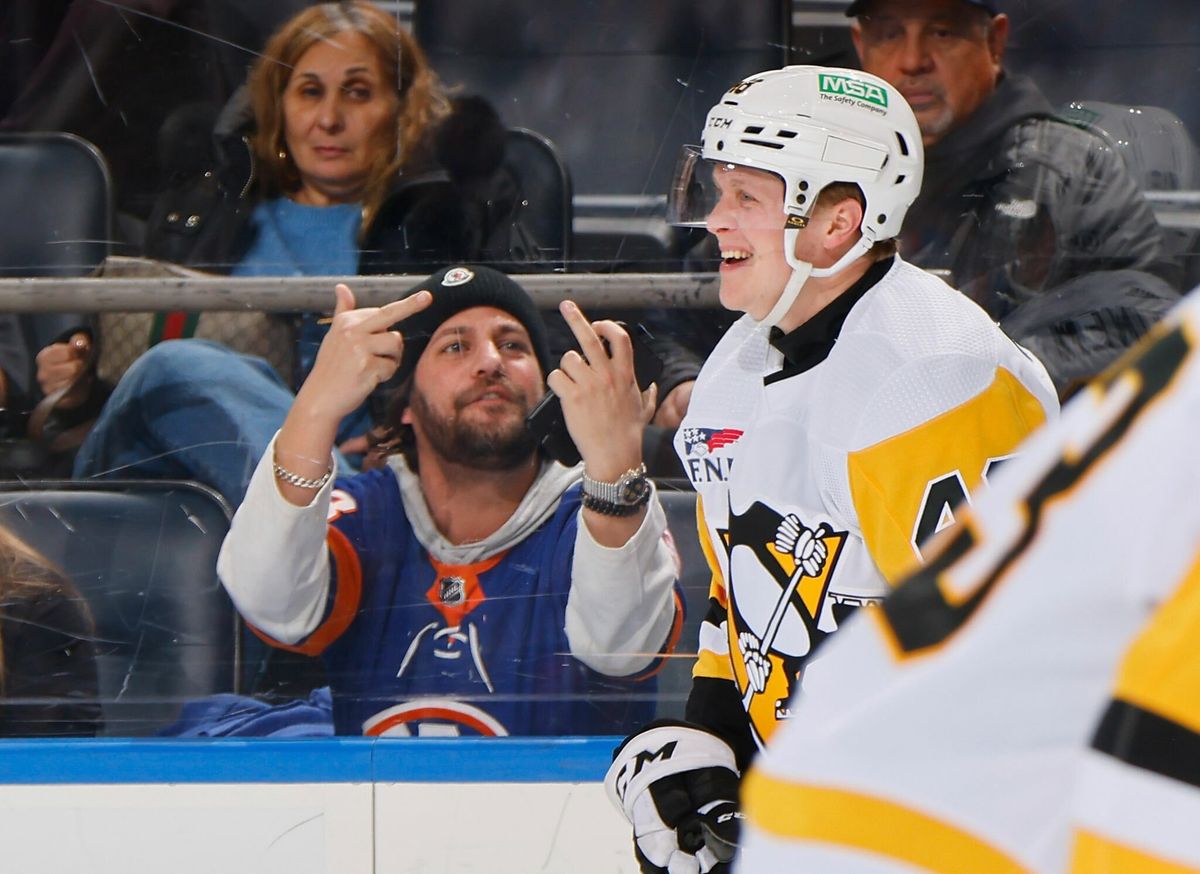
[439,576,466,606]
[680,427,743,483]
[721,500,846,744]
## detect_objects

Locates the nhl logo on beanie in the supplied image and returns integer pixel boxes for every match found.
[441,267,475,287]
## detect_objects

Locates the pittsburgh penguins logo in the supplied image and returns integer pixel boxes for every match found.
[721,501,847,740]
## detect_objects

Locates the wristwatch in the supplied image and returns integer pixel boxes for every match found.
[581,463,651,516]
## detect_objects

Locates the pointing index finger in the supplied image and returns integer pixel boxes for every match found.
[370,290,433,332]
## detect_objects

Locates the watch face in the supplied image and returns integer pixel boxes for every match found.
[619,475,651,504]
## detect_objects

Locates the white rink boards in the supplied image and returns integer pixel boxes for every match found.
[0,737,640,874]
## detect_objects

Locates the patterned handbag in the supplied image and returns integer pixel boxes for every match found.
[95,256,297,387]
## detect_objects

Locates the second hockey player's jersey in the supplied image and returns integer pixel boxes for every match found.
[740,287,1200,873]
[675,256,1058,755]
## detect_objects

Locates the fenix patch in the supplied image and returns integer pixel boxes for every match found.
[682,427,743,484]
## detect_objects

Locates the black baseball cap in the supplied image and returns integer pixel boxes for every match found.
[846,0,999,15]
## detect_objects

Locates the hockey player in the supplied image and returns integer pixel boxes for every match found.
[739,288,1200,873]
[219,265,682,737]
[604,66,1059,872]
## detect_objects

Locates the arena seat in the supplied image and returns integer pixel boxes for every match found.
[496,127,574,272]
[1062,100,1200,286]
[0,131,112,278]
[0,480,238,736]
[0,132,111,437]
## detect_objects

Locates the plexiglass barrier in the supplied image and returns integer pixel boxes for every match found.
[0,0,1198,849]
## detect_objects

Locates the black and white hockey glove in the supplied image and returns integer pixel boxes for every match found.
[605,721,742,874]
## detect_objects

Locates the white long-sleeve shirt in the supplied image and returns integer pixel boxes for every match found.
[220,435,680,678]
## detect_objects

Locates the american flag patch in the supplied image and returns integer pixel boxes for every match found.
[682,427,744,456]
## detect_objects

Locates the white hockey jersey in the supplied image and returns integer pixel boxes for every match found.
[675,256,1058,752]
[740,288,1200,872]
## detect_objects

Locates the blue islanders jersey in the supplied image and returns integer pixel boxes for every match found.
[253,467,677,737]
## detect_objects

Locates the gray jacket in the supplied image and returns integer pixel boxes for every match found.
[902,74,1181,394]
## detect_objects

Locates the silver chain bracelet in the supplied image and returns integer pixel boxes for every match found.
[272,461,332,490]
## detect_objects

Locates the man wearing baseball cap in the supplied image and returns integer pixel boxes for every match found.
[218,265,682,737]
[846,0,1000,145]
[848,0,1180,397]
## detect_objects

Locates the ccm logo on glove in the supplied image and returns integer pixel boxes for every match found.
[613,740,678,802]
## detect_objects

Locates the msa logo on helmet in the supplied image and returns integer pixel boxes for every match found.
[818,73,889,110]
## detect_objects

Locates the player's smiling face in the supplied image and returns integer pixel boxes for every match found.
[706,164,795,320]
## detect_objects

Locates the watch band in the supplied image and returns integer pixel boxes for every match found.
[581,463,650,516]
[581,492,644,517]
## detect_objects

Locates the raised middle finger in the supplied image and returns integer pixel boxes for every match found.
[559,300,609,371]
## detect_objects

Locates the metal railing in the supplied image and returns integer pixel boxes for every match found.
[0,258,721,313]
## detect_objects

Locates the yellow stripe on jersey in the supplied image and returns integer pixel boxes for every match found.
[693,647,735,681]
[695,497,726,608]
[1113,548,1200,734]
[1071,830,1200,873]
[847,367,1048,584]
[693,497,735,682]
[743,768,1030,874]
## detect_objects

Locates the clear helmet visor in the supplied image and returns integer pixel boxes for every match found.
[667,145,792,231]
[666,145,719,228]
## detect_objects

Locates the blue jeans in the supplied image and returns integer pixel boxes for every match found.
[73,340,354,508]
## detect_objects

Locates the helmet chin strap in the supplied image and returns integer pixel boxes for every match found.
[757,230,875,329]
[760,228,809,329]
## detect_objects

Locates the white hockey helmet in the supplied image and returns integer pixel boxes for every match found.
[669,65,924,326]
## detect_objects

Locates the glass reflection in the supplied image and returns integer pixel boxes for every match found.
[0,0,1195,739]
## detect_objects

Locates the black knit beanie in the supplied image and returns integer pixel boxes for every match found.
[393,264,552,383]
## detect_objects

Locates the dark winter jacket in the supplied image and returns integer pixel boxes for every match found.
[901,73,1181,394]
[144,92,511,276]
